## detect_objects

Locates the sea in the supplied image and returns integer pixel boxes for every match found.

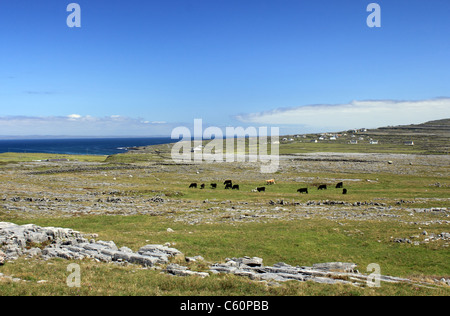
[0,137,177,156]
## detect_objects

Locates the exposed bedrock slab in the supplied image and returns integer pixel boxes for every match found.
[0,222,181,267]
[1,222,445,288]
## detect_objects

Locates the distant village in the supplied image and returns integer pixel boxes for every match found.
[188,126,416,153]
[280,128,414,146]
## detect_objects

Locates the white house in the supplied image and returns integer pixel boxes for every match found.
[191,146,203,152]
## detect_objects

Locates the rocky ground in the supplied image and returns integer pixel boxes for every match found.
[0,153,449,218]
[2,221,449,288]
[0,153,449,234]
[0,152,449,290]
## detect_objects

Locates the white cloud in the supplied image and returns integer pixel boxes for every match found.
[235,98,450,131]
[67,114,82,120]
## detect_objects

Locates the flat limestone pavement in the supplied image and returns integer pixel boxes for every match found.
[0,222,182,266]
[2,222,446,289]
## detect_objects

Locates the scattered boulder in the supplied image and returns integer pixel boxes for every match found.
[186,255,204,262]
[0,250,6,266]
[147,196,165,203]
[393,238,412,244]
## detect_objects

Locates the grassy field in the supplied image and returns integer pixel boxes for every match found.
[0,152,107,164]
[1,216,449,296]
[0,129,449,296]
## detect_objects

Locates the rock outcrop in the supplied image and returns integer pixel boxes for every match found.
[1,222,446,288]
[209,257,414,286]
[0,222,182,267]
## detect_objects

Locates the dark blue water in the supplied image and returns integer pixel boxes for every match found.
[0,137,176,156]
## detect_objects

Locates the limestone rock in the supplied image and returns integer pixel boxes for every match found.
[0,250,6,266]
[311,262,358,273]
[165,264,209,278]
[0,222,184,268]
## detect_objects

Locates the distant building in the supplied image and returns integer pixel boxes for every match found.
[370,140,379,145]
[349,140,358,144]
[310,139,318,143]
[191,146,203,152]
[404,141,414,146]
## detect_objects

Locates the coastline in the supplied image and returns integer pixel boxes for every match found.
[0,137,177,156]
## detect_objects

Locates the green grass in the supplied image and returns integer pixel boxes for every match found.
[0,143,449,296]
[1,259,447,296]
[0,152,107,164]
[104,136,431,164]
[278,141,427,155]
[1,215,449,296]
[98,170,448,207]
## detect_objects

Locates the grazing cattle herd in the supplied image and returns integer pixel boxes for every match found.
[188,179,349,195]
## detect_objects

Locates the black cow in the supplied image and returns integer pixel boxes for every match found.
[336,182,344,189]
[343,188,347,194]
[224,180,232,185]
[318,184,327,190]
[200,184,205,189]
[210,183,217,189]
[232,184,239,190]
[297,188,308,194]
[189,183,197,188]
[225,183,233,189]
[256,187,265,192]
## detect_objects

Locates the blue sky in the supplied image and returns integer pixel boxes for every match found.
[0,0,449,136]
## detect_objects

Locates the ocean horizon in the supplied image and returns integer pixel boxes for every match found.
[0,137,177,156]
